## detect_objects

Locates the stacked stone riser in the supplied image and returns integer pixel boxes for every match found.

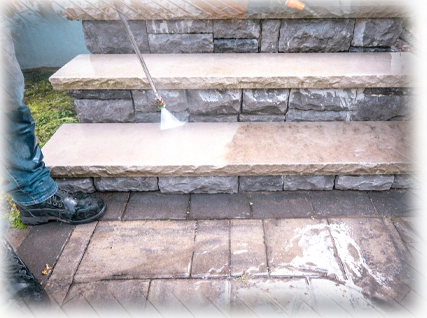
[71,87,411,123]
[55,174,412,194]
[82,18,402,54]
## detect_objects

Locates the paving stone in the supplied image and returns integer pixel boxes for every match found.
[392,174,414,189]
[73,221,196,282]
[289,88,357,111]
[54,177,95,193]
[146,19,213,34]
[45,222,97,306]
[328,217,413,303]
[74,99,135,123]
[250,192,314,218]
[238,114,284,122]
[17,222,74,285]
[260,20,281,53]
[239,176,283,192]
[159,176,238,194]
[213,19,260,38]
[132,89,188,113]
[283,175,335,190]
[4,226,31,251]
[147,279,231,317]
[369,190,415,216]
[230,220,268,277]
[214,39,259,53]
[401,290,427,317]
[62,280,149,316]
[94,177,158,192]
[286,109,348,121]
[187,89,241,115]
[393,217,423,244]
[190,193,250,219]
[82,20,149,54]
[264,219,344,279]
[279,19,354,52]
[148,34,213,53]
[335,175,394,190]
[310,190,376,216]
[191,220,229,278]
[242,89,288,114]
[124,192,189,220]
[352,18,402,47]
[98,192,130,221]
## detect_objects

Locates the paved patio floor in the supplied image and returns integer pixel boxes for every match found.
[3,189,427,317]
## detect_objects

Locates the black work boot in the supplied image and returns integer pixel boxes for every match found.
[1,239,50,307]
[16,188,106,225]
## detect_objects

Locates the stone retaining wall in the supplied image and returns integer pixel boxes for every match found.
[82,18,402,54]
[71,87,412,123]
[55,174,413,193]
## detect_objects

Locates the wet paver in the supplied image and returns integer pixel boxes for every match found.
[190,193,251,219]
[98,192,130,221]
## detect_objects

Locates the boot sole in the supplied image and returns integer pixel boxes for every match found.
[19,204,106,226]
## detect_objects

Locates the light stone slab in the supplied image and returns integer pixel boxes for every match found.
[65,0,411,20]
[73,221,196,282]
[49,52,415,90]
[42,121,411,178]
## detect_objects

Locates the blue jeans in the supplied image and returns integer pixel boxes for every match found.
[1,27,57,206]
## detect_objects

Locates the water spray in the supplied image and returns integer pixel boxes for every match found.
[115,4,185,130]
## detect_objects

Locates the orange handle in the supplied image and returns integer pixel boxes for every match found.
[285,0,305,10]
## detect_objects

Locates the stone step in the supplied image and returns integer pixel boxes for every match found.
[42,121,411,180]
[49,52,414,91]
[65,0,410,20]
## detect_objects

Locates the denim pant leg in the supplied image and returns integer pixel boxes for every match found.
[0,27,57,206]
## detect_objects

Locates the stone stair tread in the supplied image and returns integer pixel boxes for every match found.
[42,121,411,178]
[49,52,415,90]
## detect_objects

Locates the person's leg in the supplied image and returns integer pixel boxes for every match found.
[1,26,105,225]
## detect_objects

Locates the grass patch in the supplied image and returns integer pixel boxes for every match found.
[1,69,77,228]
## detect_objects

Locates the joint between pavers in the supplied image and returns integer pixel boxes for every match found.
[261,219,271,278]
[119,192,132,221]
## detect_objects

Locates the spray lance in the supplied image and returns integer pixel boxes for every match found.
[284,0,318,16]
[115,4,184,130]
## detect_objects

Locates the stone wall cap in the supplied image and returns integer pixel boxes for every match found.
[42,121,412,178]
[49,52,416,90]
[64,0,412,20]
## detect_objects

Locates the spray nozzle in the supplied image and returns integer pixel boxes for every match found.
[156,97,166,109]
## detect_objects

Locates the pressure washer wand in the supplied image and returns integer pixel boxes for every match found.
[115,7,165,109]
[285,0,318,17]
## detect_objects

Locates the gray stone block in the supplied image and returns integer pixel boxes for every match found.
[70,90,132,100]
[148,34,213,53]
[132,90,188,112]
[146,20,213,33]
[335,175,394,191]
[54,178,95,193]
[392,174,413,189]
[279,19,354,52]
[213,20,260,38]
[261,20,281,53]
[94,177,158,192]
[214,39,258,53]
[352,19,402,47]
[159,176,238,194]
[286,109,348,121]
[239,176,283,192]
[242,89,289,114]
[350,94,422,121]
[239,114,284,122]
[74,99,134,123]
[283,175,335,191]
[135,111,189,123]
[189,115,238,122]
[289,88,357,111]
[82,20,149,54]
[187,89,241,115]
